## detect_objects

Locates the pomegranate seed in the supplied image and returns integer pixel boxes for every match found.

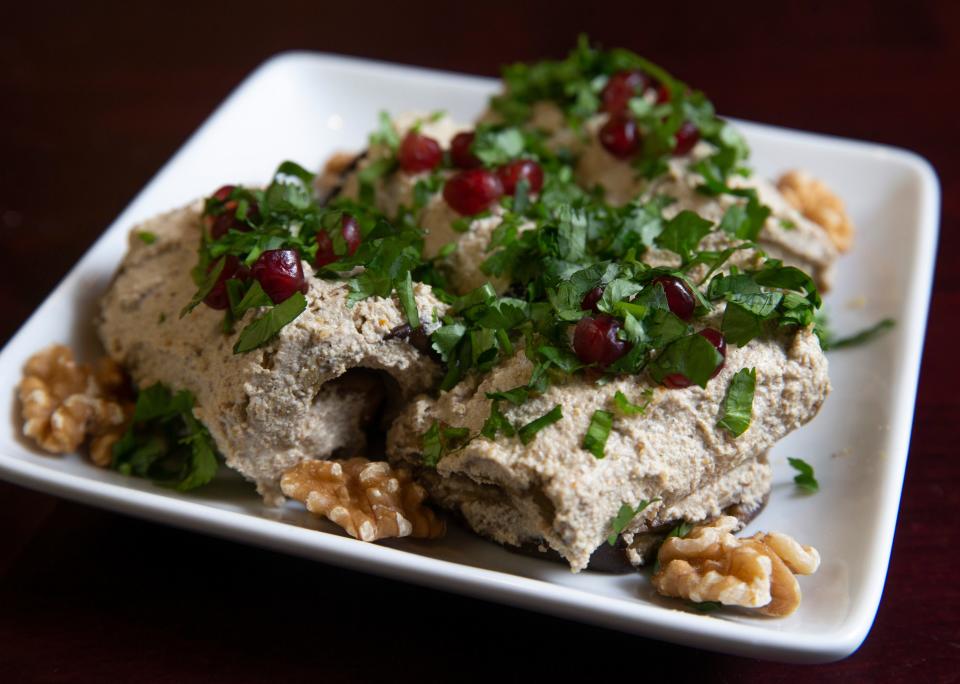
[212,185,235,202]
[655,84,671,104]
[673,121,700,156]
[315,214,363,268]
[580,287,604,312]
[497,159,544,195]
[251,249,308,303]
[443,169,503,215]
[573,315,629,367]
[203,255,242,310]
[601,70,649,114]
[661,328,727,388]
[599,116,641,159]
[398,131,442,173]
[450,131,481,169]
[651,276,696,321]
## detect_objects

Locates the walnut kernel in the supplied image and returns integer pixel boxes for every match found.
[777,170,854,252]
[281,457,445,541]
[18,345,131,465]
[651,516,820,617]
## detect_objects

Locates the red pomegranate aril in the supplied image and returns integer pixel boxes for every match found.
[211,185,235,202]
[203,255,242,310]
[573,315,629,367]
[251,249,308,303]
[443,169,503,215]
[398,131,442,173]
[497,159,544,196]
[673,121,701,156]
[661,328,727,389]
[601,70,649,114]
[580,286,604,312]
[651,275,696,321]
[655,84,671,104]
[450,131,481,169]
[599,116,641,159]
[315,214,363,268]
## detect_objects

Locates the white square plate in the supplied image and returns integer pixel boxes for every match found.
[0,52,939,663]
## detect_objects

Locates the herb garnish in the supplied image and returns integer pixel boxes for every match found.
[518,405,563,444]
[717,368,757,437]
[583,409,613,458]
[607,499,657,545]
[112,383,219,491]
[788,457,819,493]
[817,317,895,351]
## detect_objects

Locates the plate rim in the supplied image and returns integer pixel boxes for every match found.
[0,50,942,664]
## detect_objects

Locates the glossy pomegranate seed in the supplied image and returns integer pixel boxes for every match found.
[599,116,641,159]
[497,159,544,196]
[251,249,308,303]
[673,121,700,156]
[443,169,503,215]
[580,287,604,312]
[661,328,727,388]
[450,131,481,169]
[398,131,442,173]
[212,185,235,202]
[655,84,671,104]
[652,276,696,321]
[315,215,363,268]
[601,70,649,114]
[203,255,242,310]
[573,315,629,367]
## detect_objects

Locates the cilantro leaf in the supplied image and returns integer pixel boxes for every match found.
[233,291,307,354]
[395,270,421,328]
[481,401,516,440]
[421,421,472,467]
[717,367,756,437]
[472,126,525,166]
[819,318,895,351]
[518,405,563,445]
[137,231,157,245]
[655,211,713,265]
[583,409,613,458]
[648,333,724,389]
[788,457,819,493]
[613,389,651,415]
[181,256,225,318]
[231,280,273,319]
[112,383,219,491]
[607,499,656,545]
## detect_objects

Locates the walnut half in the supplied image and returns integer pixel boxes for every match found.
[18,345,132,466]
[777,170,854,252]
[651,516,820,617]
[281,458,445,542]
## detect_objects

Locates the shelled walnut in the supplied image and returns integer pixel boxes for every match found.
[281,457,445,541]
[18,345,132,466]
[651,516,820,617]
[777,170,855,252]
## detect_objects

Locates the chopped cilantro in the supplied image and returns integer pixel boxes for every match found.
[788,457,819,493]
[583,409,613,458]
[613,389,652,415]
[818,317,895,351]
[233,291,307,354]
[421,421,472,467]
[717,368,756,437]
[112,383,219,491]
[137,231,157,245]
[648,333,724,389]
[518,405,563,445]
[607,499,656,545]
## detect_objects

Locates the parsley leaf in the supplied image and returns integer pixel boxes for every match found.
[655,210,714,265]
[613,389,652,415]
[518,405,563,445]
[233,291,307,354]
[112,383,219,491]
[717,368,756,437]
[607,499,656,545]
[788,457,819,493]
[583,409,613,458]
[648,333,723,388]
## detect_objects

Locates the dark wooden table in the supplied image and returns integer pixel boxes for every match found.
[2,2,957,680]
